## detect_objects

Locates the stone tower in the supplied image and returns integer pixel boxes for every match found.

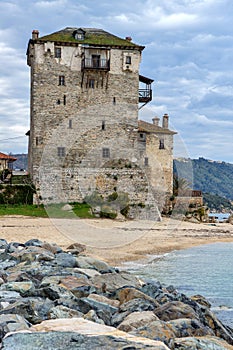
[27,27,176,219]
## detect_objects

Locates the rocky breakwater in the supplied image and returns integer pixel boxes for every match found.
[0,238,232,350]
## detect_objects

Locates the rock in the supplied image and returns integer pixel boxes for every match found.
[130,319,176,348]
[11,246,55,263]
[87,293,120,308]
[66,243,86,255]
[191,294,212,308]
[203,308,233,345]
[24,239,44,247]
[83,309,105,324]
[76,256,113,273]
[76,297,118,325]
[41,284,76,301]
[116,287,159,306]
[154,301,199,321]
[53,252,77,268]
[1,281,35,296]
[166,318,214,338]
[48,305,83,319]
[61,204,73,211]
[0,314,30,339]
[74,267,101,278]
[0,239,8,249]
[91,271,142,292]
[1,331,170,349]
[117,311,159,332]
[173,335,233,349]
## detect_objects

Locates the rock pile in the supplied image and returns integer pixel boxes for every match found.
[0,238,232,349]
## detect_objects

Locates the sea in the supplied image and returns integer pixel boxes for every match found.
[122,241,233,328]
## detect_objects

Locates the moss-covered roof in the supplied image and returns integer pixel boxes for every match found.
[38,27,144,50]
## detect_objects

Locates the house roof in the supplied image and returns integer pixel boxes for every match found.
[35,27,145,50]
[138,120,177,135]
[0,152,17,162]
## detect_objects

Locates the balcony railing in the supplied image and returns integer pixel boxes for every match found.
[139,89,152,103]
[82,58,110,71]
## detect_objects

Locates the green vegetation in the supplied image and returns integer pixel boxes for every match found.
[174,157,233,201]
[0,202,94,218]
[40,29,138,48]
[203,193,233,211]
[0,184,35,205]
[0,204,48,217]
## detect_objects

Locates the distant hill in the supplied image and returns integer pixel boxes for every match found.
[174,157,233,201]
[12,154,28,170]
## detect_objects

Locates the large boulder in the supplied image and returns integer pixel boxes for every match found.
[173,336,233,349]
[117,311,159,332]
[91,272,143,293]
[154,301,199,321]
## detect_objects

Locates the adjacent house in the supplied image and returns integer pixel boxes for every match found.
[0,152,17,171]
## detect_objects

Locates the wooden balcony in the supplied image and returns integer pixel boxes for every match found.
[139,89,152,103]
[81,58,110,71]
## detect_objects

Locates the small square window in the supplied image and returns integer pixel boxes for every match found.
[126,56,131,64]
[102,121,105,130]
[57,147,65,157]
[88,79,95,88]
[55,47,61,58]
[59,75,65,86]
[102,148,110,158]
[159,139,165,149]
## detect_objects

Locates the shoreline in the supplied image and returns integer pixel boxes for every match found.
[0,215,233,266]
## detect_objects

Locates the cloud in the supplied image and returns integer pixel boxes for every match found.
[0,0,232,162]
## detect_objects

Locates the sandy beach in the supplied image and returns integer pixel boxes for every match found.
[0,215,232,266]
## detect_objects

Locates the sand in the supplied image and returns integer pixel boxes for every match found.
[0,215,232,266]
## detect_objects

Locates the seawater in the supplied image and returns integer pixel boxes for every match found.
[122,242,233,328]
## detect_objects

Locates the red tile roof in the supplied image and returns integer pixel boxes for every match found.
[0,152,17,161]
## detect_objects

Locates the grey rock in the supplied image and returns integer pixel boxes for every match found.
[154,301,199,321]
[53,252,77,268]
[76,256,114,273]
[0,314,30,340]
[1,331,169,350]
[173,336,233,349]
[91,271,142,293]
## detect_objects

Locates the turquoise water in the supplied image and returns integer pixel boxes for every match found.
[123,242,233,328]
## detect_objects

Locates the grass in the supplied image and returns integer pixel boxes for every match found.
[0,202,94,219]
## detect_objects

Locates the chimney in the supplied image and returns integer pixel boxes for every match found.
[32,30,39,40]
[152,117,160,126]
[162,114,169,128]
[125,36,132,42]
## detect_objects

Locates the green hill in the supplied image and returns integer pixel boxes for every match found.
[174,157,233,201]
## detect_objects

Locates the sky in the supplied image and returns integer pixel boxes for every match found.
[0,0,233,163]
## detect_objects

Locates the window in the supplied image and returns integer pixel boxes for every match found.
[59,75,65,86]
[102,148,110,158]
[92,55,100,68]
[102,121,105,130]
[126,56,131,64]
[159,139,165,149]
[57,147,65,157]
[113,97,116,105]
[36,136,42,146]
[55,47,61,58]
[144,157,149,166]
[68,119,72,129]
[88,79,95,88]
[63,95,66,105]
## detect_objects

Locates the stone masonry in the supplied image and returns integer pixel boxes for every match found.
[27,27,176,219]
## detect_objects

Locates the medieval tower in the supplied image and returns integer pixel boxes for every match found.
[27,27,176,219]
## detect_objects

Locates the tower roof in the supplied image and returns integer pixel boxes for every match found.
[34,27,145,50]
